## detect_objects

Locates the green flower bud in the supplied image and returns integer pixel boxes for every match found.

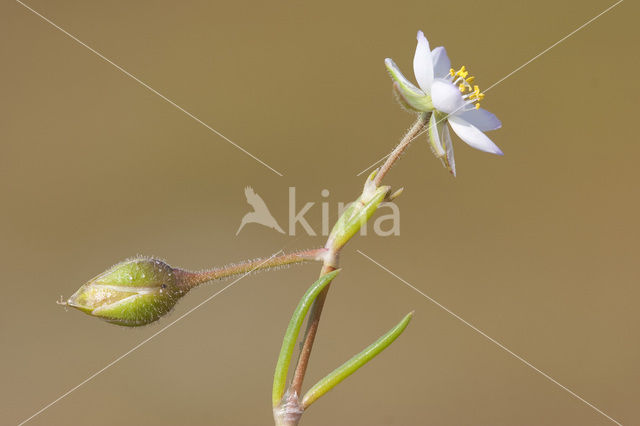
[66,257,186,327]
[63,249,326,327]
[326,177,391,251]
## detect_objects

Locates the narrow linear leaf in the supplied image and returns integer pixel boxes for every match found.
[301,311,414,409]
[272,269,341,407]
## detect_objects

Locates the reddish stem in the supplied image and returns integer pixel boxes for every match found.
[177,248,328,290]
[287,113,429,401]
[289,262,336,394]
[373,112,429,187]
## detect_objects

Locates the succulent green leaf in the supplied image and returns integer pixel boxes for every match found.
[272,269,341,407]
[301,311,413,409]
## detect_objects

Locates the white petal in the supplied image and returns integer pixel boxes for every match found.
[448,115,503,155]
[442,123,456,177]
[431,46,451,79]
[456,108,502,131]
[431,79,465,114]
[413,30,434,93]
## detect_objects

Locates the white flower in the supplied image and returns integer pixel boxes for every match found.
[385,30,502,176]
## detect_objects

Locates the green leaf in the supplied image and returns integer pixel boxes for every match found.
[272,269,341,407]
[301,311,414,409]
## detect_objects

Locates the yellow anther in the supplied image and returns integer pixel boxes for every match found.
[452,66,469,80]
[451,65,487,108]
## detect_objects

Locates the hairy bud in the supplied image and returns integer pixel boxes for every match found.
[65,257,186,327]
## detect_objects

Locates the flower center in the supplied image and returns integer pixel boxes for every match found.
[448,66,485,109]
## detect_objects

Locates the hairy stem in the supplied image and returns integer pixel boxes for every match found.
[178,248,328,290]
[289,115,428,396]
[373,112,429,187]
[276,114,426,423]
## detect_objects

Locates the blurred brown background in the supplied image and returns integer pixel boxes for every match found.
[1,0,638,425]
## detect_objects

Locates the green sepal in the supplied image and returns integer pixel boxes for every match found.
[385,58,433,112]
[427,111,447,159]
[427,111,456,175]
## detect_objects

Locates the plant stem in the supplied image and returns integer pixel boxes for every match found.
[289,261,337,395]
[177,248,328,290]
[273,270,340,407]
[373,112,429,187]
[277,114,427,423]
[273,392,304,426]
[289,114,428,396]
